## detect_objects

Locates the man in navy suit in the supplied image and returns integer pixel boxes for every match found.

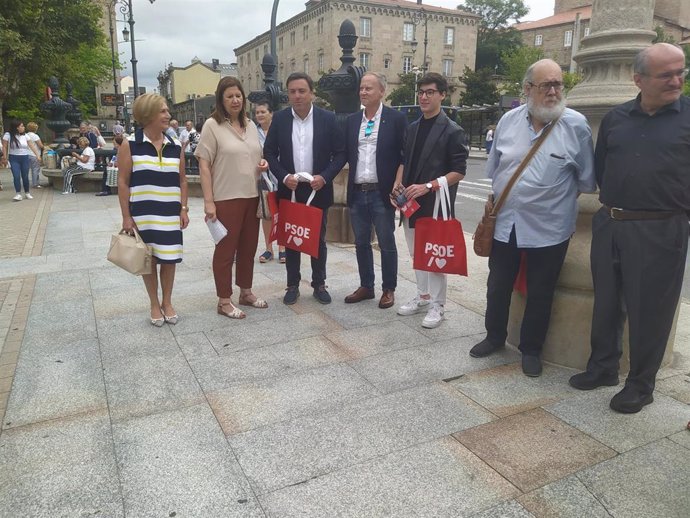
[264,72,346,305]
[343,72,407,309]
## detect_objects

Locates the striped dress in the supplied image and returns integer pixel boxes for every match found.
[128,129,183,264]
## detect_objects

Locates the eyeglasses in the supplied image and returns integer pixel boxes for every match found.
[528,81,565,93]
[418,89,439,98]
[364,119,375,137]
[642,68,689,81]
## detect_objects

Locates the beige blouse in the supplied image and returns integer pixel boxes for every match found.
[195,117,262,201]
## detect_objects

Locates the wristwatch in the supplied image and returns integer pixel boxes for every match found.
[425,182,433,191]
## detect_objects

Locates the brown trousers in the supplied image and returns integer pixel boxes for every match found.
[213,197,260,298]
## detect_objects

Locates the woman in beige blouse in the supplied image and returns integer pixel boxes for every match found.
[196,77,269,319]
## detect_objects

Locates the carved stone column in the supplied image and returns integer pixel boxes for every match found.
[507,0,665,370]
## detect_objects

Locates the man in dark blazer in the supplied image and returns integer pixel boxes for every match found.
[343,72,407,309]
[264,72,346,305]
[398,72,468,329]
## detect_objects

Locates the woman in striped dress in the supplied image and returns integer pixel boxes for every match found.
[117,93,189,326]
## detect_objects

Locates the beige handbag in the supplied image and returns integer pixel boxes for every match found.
[107,228,153,275]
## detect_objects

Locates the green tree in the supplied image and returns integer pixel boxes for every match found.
[0,0,112,131]
[500,46,543,95]
[386,73,417,106]
[458,0,529,71]
[458,67,499,106]
[562,71,582,93]
[652,25,676,44]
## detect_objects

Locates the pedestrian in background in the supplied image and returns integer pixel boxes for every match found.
[485,125,495,154]
[26,122,44,188]
[1,120,41,201]
[62,136,95,194]
[196,77,269,320]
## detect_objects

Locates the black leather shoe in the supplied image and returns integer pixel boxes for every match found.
[469,338,505,358]
[609,386,653,414]
[313,285,331,304]
[522,354,542,377]
[283,286,300,305]
[569,371,619,390]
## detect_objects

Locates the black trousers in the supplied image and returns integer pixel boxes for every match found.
[588,208,688,394]
[485,227,570,355]
[286,209,328,288]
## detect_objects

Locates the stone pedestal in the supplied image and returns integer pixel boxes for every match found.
[507,0,679,371]
[326,166,356,244]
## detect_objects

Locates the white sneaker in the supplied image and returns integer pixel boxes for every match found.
[12,194,22,202]
[24,193,33,199]
[422,304,445,329]
[397,295,431,316]
[61,191,71,195]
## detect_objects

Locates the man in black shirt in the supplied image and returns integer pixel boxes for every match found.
[396,73,467,329]
[570,43,690,413]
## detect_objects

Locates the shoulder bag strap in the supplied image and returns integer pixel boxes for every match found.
[490,117,560,217]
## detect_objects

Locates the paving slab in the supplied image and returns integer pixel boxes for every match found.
[470,500,535,518]
[655,374,690,404]
[0,412,123,517]
[454,408,616,492]
[22,297,97,347]
[103,353,205,422]
[517,475,610,518]
[3,338,106,429]
[545,386,689,453]
[229,382,495,494]
[668,430,690,450]
[189,335,351,392]
[577,439,690,518]
[325,319,430,359]
[450,362,581,417]
[30,269,92,304]
[260,437,519,518]
[174,331,218,359]
[208,363,379,434]
[349,335,518,393]
[112,403,263,517]
[98,324,181,361]
[405,303,487,341]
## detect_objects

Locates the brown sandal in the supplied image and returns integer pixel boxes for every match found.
[238,295,269,309]
[217,301,246,319]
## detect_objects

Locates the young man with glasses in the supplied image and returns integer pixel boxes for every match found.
[469,59,596,377]
[343,72,407,309]
[397,72,468,328]
[570,43,690,413]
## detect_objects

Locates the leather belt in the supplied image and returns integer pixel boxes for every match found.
[603,205,684,221]
[354,182,379,192]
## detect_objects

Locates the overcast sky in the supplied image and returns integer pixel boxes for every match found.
[120,0,555,92]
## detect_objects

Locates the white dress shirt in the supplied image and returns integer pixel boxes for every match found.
[355,102,383,184]
[291,105,314,175]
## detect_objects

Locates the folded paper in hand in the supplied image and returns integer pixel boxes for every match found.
[206,218,228,244]
[294,172,314,182]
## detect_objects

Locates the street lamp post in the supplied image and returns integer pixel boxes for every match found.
[411,8,429,73]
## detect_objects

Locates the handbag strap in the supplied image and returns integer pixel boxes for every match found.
[432,176,451,221]
[490,117,560,217]
[290,189,317,206]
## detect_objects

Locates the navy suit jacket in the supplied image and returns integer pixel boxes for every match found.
[264,105,346,210]
[345,105,407,207]
[402,110,468,227]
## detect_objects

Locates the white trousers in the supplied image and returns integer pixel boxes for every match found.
[403,219,447,305]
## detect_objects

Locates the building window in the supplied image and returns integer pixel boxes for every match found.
[304,57,309,74]
[403,22,414,42]
[403,56,412,73]
[279,36,284,51]
[248,53,251,65]
[290,31,295,46]
[360,17,371,38]
[384,57,391,69]
[564,30,573,47]
[255,48,259,60]
[443,59,453,77]
[444,27,454,46]
[240,56,244,67]
[303,25,309,40]
[535,34,543,46]
[359,53,370,68]
[584,27,590,37]
[263,44,268,56]
[290,59,296,72]
[318,53,324,72]
[317,18,324,35]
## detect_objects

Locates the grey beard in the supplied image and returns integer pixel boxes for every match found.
[528,96,566,123]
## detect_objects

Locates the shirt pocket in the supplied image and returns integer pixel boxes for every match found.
[536,153,570,186]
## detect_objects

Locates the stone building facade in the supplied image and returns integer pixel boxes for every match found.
[234,0,480,104]
[157,59,237,106]
[516,0,690,71]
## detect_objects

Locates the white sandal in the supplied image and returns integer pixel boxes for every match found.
[217,301,246,319]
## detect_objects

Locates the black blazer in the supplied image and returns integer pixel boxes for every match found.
[263,105,346,210]
[345,105,407,207]
[402,110,468,227]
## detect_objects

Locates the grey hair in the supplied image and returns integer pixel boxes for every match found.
[634,43,684,75]
[523,63,537,87]
[362,71,387,91]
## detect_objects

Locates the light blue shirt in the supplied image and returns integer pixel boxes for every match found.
[486,104,596,248]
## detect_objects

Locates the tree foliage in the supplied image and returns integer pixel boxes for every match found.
[0,0,113,129]
[386,73,417,106]
[458,67,499,106]
[458,0,529,71]
[500,46,544,95]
